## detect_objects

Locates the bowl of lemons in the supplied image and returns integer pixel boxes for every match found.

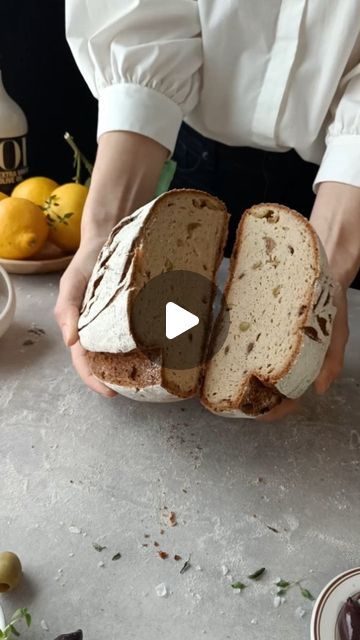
[0,264,16,339]
[0,176,88,274]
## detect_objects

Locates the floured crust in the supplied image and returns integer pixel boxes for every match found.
[201,203,336,417]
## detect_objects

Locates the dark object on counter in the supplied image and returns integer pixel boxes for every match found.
[338,596,360,640]
[54,632,83,640]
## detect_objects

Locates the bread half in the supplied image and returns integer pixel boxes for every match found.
[78,190,229,401]
[201,204,336,417]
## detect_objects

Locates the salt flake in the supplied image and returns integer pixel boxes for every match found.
[40,619,49,631]
[155,583,168,598]
[68,526,81,534]
[295,606,306,619]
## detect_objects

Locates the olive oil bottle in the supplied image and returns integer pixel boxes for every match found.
[0,69,28,194]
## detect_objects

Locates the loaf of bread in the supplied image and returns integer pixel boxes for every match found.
[78,190,229,401]
[201,204,336,417]
[79,195,335,416]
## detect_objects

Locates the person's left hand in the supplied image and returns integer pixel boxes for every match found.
[257,282,349,422]
[314,282,349,394]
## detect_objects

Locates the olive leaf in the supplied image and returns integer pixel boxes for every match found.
[248,567,266,580]
[276,579,291,589]
[300,587,315,602]
[231,582,247,590]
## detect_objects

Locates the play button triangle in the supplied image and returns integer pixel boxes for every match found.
[165,302,199,340]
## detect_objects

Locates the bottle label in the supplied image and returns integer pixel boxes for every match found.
[0,135,28,194]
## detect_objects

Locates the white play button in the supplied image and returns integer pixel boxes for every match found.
[165,302,199,340]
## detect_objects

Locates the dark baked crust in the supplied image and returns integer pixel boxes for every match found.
[86,349,162,389]
[201,375,283,416]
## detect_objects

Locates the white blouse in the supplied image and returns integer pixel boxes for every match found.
[65,0,360,189]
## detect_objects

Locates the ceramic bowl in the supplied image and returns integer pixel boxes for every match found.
[0,265,16,338]
[311,567,360,639]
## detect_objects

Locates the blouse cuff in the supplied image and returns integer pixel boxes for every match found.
[97,83,183,153]
[314,135,360,192]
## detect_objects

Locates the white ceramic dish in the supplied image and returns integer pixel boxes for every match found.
[0,265,16,338]
[311,567,360,640]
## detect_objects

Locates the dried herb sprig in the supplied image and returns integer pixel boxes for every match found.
[180,559,191,575]
[275,579,315,601]
[0,608,32,639]
[64,132,93,184]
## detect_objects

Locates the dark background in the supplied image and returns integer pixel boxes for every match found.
[0,0,97,183]
[1,0,358,288]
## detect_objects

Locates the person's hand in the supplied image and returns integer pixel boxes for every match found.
[54,130,168,395]
[259,180,360,422]
[55,246,117,397]
[258,281,348,422]
[314,281,349,394]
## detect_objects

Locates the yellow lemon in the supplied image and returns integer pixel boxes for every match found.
[0,192,8,201]
[12,176,59,207]
[0,197,49,259]
[45,183,88,253]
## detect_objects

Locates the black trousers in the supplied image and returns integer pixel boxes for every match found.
[171,122,319,256]
[171,123,360,289]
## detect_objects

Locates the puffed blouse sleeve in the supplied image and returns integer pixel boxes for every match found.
[65,0,203,153]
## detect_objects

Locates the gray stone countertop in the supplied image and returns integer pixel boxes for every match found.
[0,271,359,640]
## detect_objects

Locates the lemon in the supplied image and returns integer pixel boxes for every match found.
[0,192,8,201]
[0,197,49,259]
[12,176,59,207]
[45,183,88,253]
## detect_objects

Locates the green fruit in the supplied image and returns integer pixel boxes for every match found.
[0,551,22,592]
